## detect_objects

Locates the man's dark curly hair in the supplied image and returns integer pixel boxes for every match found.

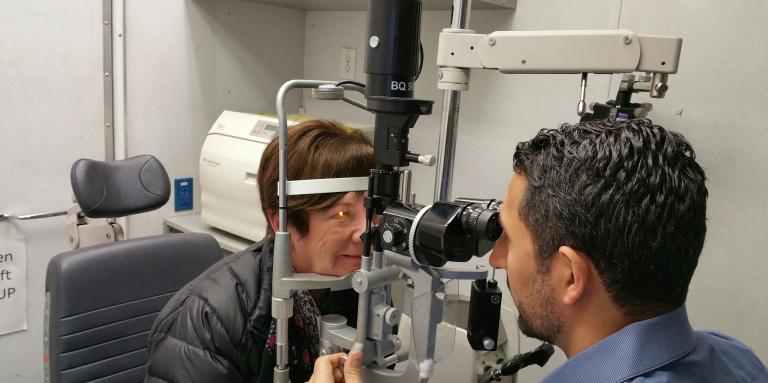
[513,119,708,315]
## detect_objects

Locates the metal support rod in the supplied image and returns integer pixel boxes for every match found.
[277,315,289,368]
[451,0,472,27]
[577,73,588,116]
[112,0,128,235]
[434,91,461,202]
[112,0,126,163]
[434,0,472,202]
[340,83,368,111]
[339,83,367,96]
[273,79,336,383]
[650,72,669,98]
[276,80,336,231]
[382,348,410,367]
[0,211,68,221]
[402,169,413,204]
[351,255,373,353]
[273,296,292,382]
[343,97,368,111]
[103,0,114,162]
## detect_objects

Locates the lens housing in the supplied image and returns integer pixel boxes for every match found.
[459,200,503,242]
[380,198,503,267]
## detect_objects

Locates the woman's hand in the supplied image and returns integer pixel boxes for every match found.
[307,351,363,383]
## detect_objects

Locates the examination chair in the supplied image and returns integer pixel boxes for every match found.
[44,155,222,383]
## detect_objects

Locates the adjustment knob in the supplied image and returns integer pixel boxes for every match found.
[382,227,406,247]
[380,214,414,254]
[384,307,401,326]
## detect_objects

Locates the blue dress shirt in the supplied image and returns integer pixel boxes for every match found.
[541,306,768,382]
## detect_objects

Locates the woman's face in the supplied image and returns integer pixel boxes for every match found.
[290,192,367,277]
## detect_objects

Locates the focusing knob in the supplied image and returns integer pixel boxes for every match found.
[382,229,395,244]
[382,220,408,251]
[383,228,405,246]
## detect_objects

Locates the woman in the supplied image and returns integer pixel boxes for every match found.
[144,120,373,383]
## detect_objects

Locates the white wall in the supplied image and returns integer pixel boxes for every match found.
[0,1,304,381]
[303,2,768,381]
[0,1,104,381]
[125,0,305,238]
[617,0,768,362]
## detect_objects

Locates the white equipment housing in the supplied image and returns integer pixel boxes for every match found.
[200,111,296,241]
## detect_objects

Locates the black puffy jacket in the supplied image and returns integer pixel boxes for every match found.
[143,242,357,383]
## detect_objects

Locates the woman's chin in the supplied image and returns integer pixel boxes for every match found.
[335,255,362,275]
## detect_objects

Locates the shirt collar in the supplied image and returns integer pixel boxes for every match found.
[542,305,696,383]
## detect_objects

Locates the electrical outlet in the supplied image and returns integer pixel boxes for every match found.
[340,48,357,80]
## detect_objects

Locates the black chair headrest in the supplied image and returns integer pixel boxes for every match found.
[71,155,170,218]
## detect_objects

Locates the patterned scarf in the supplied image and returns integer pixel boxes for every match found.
[265,289,322,373]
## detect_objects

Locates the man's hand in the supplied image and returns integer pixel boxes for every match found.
[307,351,363,383]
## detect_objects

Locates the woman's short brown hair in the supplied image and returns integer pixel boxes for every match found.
[258,119,374,240]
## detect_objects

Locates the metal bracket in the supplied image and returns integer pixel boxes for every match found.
[279,272,354,291]
[64,204,124,249]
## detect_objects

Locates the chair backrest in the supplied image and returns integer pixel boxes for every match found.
[45,233,221,383]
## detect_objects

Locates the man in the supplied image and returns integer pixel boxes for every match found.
[311,119,767,382]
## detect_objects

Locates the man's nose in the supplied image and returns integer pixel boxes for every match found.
[489,237,507,268]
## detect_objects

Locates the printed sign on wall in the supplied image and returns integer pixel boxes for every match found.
[0,238,27,335]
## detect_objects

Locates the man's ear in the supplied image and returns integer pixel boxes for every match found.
[267,209,279,233]
[553,245,592,306]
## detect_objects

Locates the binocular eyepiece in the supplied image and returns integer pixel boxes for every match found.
[380,198,503,267]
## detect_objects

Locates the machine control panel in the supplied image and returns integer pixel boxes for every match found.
[249,120,279,140]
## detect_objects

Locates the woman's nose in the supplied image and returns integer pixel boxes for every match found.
[352,211,367,243]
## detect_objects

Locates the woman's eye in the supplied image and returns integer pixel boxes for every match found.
[332,211,351,221]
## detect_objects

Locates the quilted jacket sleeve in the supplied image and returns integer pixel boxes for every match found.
[143,244,270,383]
[143,293,247,383]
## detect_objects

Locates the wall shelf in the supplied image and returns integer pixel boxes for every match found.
[247,0,516,11]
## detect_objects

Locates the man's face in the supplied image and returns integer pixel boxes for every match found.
[291,192,366,277]
[489,173,562,343]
